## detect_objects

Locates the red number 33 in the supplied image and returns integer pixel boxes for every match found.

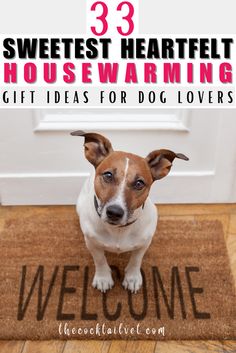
[90,2,108,36]
[90,1,134,36]
[117,2,134,36]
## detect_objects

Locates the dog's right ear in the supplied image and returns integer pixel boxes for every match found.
[71,130,113,167]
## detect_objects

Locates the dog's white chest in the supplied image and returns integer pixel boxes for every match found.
[86,230,142,254]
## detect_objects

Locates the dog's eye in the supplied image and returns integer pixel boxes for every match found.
[102,171,113,183]
[133,179,145,190]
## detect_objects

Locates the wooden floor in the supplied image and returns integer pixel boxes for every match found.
[0,204,235,353]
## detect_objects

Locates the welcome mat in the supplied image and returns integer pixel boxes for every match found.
[0,210,235,340]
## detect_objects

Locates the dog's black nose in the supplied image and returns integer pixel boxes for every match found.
[106,205,124,221]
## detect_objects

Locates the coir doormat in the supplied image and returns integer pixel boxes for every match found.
[0,211,235,340]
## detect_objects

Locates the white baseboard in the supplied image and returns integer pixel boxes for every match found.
[0,171,215,205]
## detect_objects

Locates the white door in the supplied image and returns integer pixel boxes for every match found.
[0,109,236,205]
[0,0,236,205]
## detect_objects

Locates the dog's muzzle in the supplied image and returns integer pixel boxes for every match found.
[106,205,124,222]
[94,195,144,228]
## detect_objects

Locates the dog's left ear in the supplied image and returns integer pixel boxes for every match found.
[145,149,189,180]
[71,130,113,167]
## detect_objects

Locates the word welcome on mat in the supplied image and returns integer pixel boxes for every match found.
[0,212,235,340]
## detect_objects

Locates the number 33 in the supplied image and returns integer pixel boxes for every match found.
[90,1,134,36]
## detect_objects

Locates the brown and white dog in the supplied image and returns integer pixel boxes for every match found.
[71,131,188,293]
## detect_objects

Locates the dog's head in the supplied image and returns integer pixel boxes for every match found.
[71,131,189,226]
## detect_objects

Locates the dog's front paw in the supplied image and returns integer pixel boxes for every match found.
[92,272,114,293]
[122,270,143,293]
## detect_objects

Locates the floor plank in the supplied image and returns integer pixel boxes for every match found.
[22,341,65,353]
[63,340,111,353]
[159,215,195,221]
[0,341,25,353]
[221,341,236,353]
[154,340,225,353]
[0,206,75,219]
[124,341,156,353]
[229,214,236,235]
[158,204,236,216]
[108,341,128,353]
[227,233,236,282]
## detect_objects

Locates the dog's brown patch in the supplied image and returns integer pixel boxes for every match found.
[95,151,153,210]
[146,149,189,180]
[71,131,113,167]
[124,154,153,211]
